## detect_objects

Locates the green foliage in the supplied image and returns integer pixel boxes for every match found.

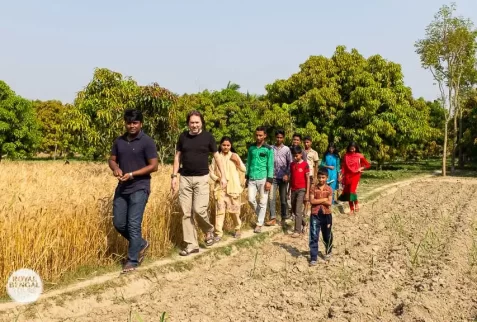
[70,68,139,160]
[415,3,477,98]
[266,46,437,165]
[0,81,40,161]
[460,90,477,160]
[33,100,75,158]
[415,3,477,174]
[67,68,178,161]
[136,83,179,164]
[2,13,475,169]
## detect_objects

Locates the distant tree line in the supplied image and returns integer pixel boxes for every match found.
[0,4,476,175]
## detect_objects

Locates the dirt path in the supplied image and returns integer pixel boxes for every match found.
[3,176,477,322]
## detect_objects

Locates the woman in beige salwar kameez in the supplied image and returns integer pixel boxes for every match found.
[209,136,246,241]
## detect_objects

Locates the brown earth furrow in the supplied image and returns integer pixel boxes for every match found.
[2,177,477,322]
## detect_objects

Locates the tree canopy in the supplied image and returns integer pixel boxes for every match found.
[266,46,438,166]
[0,81,40,161]
[33,100,75,158]
[66,68,178,161]
[415,3,477,174]
[1,3,477,171]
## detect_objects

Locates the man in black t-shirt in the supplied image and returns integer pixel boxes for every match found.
[109,109,158,273]
[171,110,227,256]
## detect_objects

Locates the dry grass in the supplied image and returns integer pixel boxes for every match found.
[0,161,256,297]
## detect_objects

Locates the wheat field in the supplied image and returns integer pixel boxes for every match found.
[0,161,255,296]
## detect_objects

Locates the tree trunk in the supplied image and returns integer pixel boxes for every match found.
[54,144,58,161]
[451,113,457,173]
[458,109,464,169]
[442,122,448,176]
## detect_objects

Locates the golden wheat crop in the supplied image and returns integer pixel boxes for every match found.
[0,161,256,297]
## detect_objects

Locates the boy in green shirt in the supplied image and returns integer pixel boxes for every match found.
[246,126,274,233]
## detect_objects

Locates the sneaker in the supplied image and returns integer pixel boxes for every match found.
[265,218,277,226]
[309,260,318,266]
[324,253,332,261]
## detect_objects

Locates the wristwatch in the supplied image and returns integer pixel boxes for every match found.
[171,174,178,179]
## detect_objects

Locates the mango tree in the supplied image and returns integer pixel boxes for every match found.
[266,46,435,168]
[0,81,40,161]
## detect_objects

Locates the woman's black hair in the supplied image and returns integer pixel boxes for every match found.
[218,136,237,153]
[325,142,340,157]
[347,141,360,153]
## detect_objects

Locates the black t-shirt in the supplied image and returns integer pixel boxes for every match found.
[111,131,158,194]
[176,131,217,176]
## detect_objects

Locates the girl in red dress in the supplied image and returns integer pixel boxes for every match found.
[338,142,371,214]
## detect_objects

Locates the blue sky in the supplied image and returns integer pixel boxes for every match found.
[1,0,476,103]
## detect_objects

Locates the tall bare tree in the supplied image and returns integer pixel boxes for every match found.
[415,3,477,176]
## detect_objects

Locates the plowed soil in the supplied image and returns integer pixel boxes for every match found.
[3,176,477,322]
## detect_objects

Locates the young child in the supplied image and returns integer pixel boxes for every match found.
[288,145,310,238]
[309,167,334,266]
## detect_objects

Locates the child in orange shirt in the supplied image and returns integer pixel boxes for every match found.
[309,167,333,266]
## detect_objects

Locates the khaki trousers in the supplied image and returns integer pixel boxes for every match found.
[179,175,213,250]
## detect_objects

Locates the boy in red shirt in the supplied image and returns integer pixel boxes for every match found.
[288,145,310,238]
[309,167,333,266]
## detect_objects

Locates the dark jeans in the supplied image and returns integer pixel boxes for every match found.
[309,211,333,261]
[291,189,306,233]
[113,189,149,266]
[268,178,288,220]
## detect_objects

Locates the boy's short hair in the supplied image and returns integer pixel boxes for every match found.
[124,109,143,122]
[317,167,328,176]
[291,145,303,155]
[303,135,312,142]
[275,129,285,137]
[292,133,302,140]
[256,126,267,133]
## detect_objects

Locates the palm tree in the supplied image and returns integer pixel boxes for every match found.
[225,81,240,91]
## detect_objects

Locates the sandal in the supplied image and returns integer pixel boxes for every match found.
[179,248,199,256]
[205,232,215,246]
[234,231,241,239]
[214,236,221,242]
[138,240,150,264]
[254,226,262,233]
[121,263,137,274]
